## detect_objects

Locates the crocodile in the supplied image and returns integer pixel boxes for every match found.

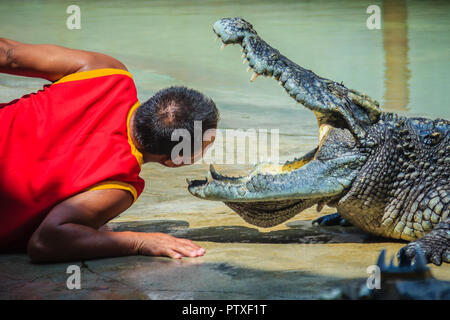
[323,248,450,300]
[187,17,450,265]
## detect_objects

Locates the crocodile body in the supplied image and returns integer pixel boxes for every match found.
[188,18,449,265]
[336,112,449,242]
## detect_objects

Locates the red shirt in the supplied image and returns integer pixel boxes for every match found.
[0,68,145,249]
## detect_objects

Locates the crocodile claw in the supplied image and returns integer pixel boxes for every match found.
[312,213,351,227]
[399,220,450,266]
[378,246,429,273]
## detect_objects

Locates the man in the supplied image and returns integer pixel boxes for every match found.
[0,38,219,263]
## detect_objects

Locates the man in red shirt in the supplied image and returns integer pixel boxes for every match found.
[0,38,219,263]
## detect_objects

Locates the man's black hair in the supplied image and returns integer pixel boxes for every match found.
[134,86,219,156]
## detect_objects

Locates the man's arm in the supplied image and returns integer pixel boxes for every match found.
[27,189,205,263]
[0,37,126,82]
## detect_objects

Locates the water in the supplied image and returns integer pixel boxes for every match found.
[1,0,450,218]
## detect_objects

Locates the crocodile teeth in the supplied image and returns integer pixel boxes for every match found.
[215,36,220,42]
[241,54,246,58]
[221,43,227,50]
[210,164,222,180]
[316,201,325,212]
[207,171,214,182]
[250,72,259,82]
[243,59,248,64]
[247,67,252,73]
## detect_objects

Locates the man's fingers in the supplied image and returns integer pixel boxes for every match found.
[172,242,205,257]
[176,238,205,255]
[165,248,182,259]
[138,233,206,259]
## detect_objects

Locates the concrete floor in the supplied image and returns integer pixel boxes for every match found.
[1,211,449,299]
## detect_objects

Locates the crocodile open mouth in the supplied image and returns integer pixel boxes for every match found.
[187,18,342,197]
[186,17,377,227]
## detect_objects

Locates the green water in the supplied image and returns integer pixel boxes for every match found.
[1,0,449,212]
[2,0,449,123]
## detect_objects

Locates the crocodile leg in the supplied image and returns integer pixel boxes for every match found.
[399,218,450,266]
[312,212,352,227]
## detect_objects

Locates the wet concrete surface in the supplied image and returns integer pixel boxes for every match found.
[1,205,449,299]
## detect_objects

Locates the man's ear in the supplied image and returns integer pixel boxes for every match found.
[163,156,185,167]
[163,158,176,167]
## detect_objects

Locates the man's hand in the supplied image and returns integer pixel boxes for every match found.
[134,233,205,259]
[27,188,205,263]
[0,37,126,82]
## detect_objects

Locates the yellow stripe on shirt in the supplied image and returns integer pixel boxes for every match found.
[126,101,144,167]
[53,68,133,85]
[87,180,138,202]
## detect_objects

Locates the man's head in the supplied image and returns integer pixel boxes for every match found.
[134,86,219,167]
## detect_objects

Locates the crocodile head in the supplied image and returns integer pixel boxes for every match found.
[187,17,382,228]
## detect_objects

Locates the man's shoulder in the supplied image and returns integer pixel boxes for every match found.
[67,188,134,218]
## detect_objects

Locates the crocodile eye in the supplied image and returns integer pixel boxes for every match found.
[430,132,441,145]
[413,120,446,146]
